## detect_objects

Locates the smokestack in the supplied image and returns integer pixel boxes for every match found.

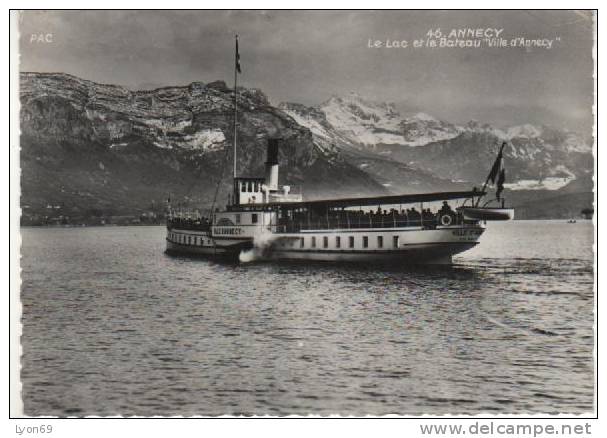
[265,138,279,191]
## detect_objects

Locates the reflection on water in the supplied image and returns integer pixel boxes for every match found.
[20,221,594,416]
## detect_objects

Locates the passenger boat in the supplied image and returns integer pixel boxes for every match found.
[164,36,514,265]
[165,136,515,265]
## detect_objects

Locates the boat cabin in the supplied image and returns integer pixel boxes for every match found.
[233,177,265,205]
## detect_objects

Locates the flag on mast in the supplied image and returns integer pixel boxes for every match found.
[475,141,508,207]
[487,142,506,184]
[235,35,241,74]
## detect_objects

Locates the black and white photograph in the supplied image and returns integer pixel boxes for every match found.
[11,9,597,421]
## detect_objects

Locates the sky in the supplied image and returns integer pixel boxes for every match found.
[18,10,595,133]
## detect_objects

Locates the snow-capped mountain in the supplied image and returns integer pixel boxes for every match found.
[19,73,593,223]
[506,123,543,139]
[281,95,593,195]
[400,113,462,146]
[277,102,349,155]
[319,93,411,146]
[315,92,592,153]
[377,125,592,193]
[285,92,593,192]
[463,120,508,139]
[317,93,467,147]
[278,101,463,193]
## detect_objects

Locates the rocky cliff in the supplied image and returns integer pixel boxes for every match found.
[20,73,389,224]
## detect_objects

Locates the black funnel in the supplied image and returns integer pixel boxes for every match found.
[266,138,279,165]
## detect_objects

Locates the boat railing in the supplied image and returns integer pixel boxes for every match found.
[167,217,211,232]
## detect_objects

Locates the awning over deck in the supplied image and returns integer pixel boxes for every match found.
[265,190,486,210]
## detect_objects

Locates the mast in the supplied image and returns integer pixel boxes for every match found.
[208,35,241,216]
[233,34,240,180]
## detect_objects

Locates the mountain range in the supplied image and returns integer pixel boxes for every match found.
[19,73,594,224]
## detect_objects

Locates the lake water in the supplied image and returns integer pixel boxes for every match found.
[19,221,595,416]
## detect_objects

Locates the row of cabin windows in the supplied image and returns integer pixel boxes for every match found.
[170,233,209,246]
[240,181,262,193]
[302,235,399,249]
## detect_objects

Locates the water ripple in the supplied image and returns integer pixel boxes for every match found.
[20,221,595,416]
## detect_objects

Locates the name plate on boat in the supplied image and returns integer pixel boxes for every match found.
[214,227,243,236]
[452,228,484,239]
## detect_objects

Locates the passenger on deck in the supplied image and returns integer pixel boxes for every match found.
[409,207,420,224]
[439,201,454,217]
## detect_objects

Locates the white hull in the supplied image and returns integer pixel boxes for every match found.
[166,240,226,256]
[165,225,484,265]
[265,245,471,264]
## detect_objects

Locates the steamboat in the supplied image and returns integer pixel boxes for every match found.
[165,36,513,264]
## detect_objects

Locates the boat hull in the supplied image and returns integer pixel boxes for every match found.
[166,225,484,265]
[165,238,251,257]
[166,240,223,256]
[265,243,477,264]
